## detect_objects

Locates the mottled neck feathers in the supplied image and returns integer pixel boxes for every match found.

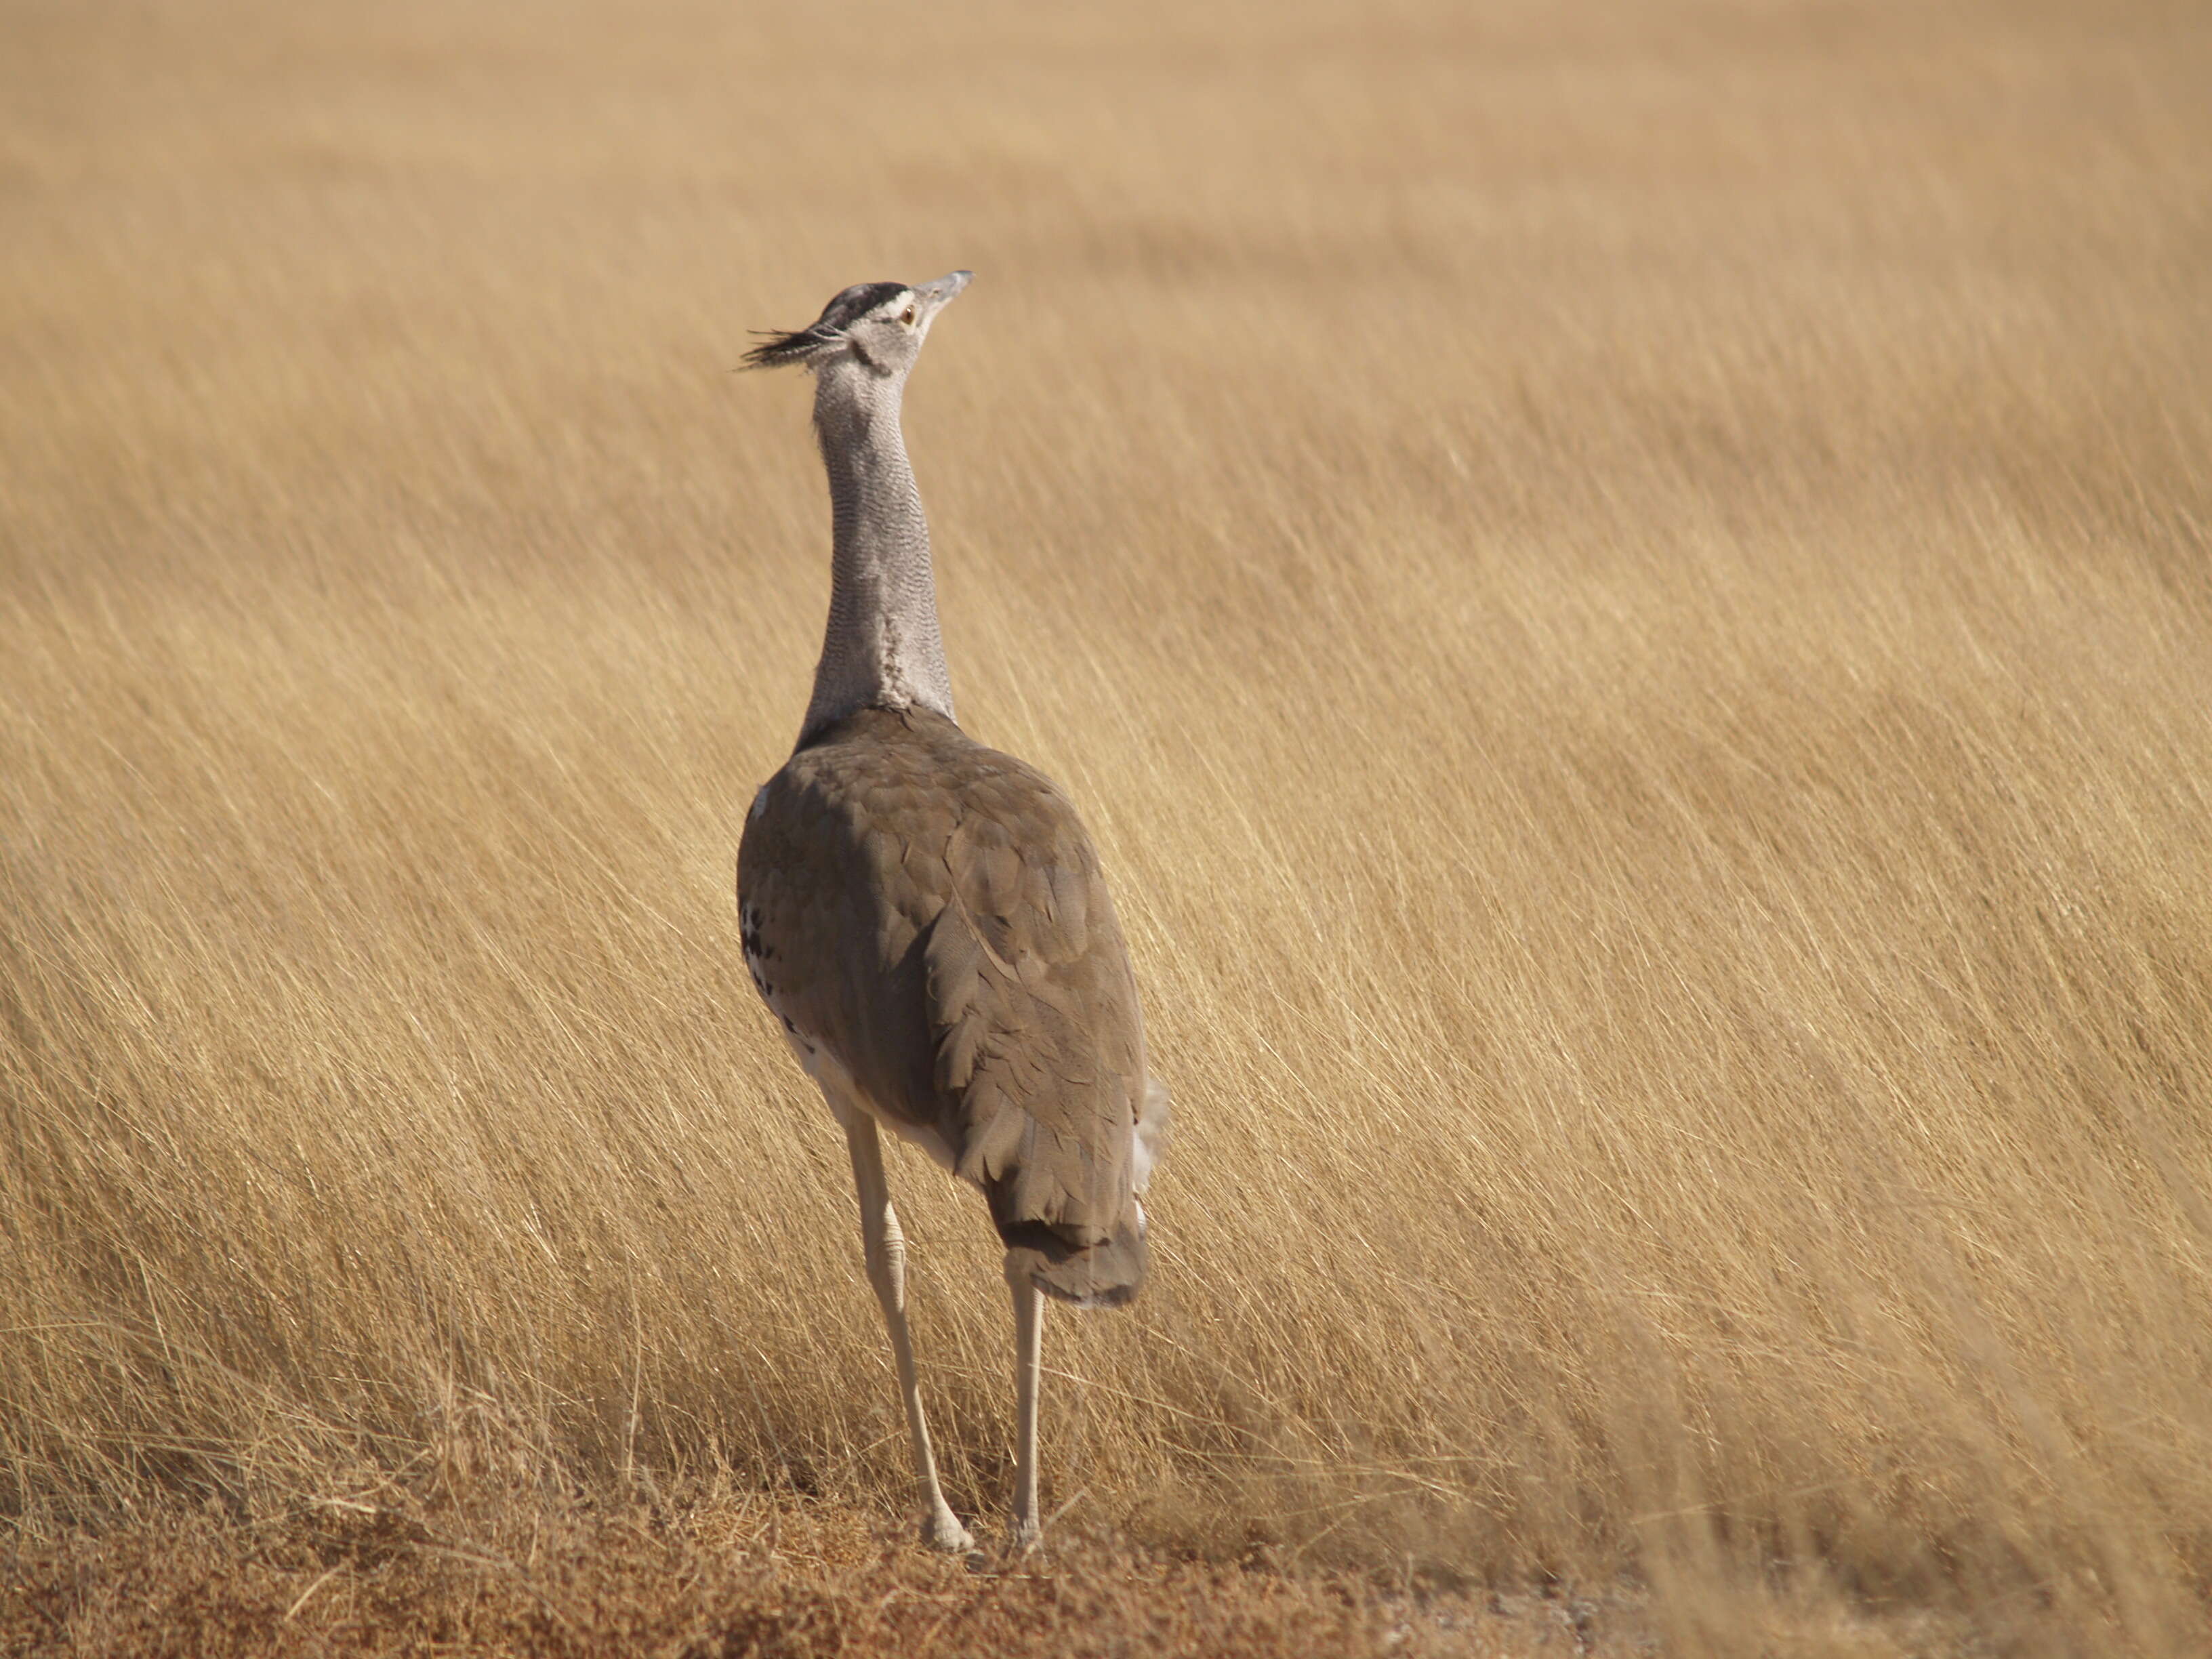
[800,359,956,746]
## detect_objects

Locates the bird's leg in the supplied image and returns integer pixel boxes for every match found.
[843,1115,974,1553]
[1006,1270,1045,1553]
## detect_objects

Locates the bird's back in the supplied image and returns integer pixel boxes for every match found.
[738,705,1163,1304]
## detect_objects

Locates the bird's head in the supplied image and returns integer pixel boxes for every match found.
[743,271,972,380]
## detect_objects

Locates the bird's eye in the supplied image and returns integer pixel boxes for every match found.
[900,306,918,326]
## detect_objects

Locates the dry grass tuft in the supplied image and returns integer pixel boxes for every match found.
[4,0,2211,1652]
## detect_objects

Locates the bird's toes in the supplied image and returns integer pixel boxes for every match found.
[920,1506,976,1555]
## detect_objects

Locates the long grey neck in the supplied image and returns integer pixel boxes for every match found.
[798,359,956,743]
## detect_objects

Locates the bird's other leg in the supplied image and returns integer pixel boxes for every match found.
[1006,1268,1045,1554]
[843,1113,974,1553]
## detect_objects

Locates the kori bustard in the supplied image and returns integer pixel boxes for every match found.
[737,272,1168,1553]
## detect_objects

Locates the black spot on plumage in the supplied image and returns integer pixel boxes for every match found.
[819,281,910,329]
[743,281,911,369]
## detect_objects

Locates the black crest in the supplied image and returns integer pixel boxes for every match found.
[743,281,911,369]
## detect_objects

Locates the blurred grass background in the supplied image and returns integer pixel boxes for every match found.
[3,0,2211,1650]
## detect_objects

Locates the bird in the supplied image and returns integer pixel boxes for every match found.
[735,272,1168,1554]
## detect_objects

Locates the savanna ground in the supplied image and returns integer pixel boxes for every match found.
[4,0,2211,1652]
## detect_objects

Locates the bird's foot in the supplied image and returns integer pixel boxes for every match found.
[1006,1514,1042,1558]
[920,1502,976,1555]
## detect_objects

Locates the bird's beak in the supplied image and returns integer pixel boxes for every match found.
[912,270,973,322]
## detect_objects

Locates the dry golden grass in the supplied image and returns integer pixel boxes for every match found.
[4,0,2211,1651]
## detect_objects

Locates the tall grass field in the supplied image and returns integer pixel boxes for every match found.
[3,0,2210,1651]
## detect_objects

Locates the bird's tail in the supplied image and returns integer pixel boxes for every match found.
[1000,1208,1148,1308]
[994,1077,1168,1308]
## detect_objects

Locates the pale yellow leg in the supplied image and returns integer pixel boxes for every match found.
[1006,1272,1044,1553]
[844,1115,973,1553]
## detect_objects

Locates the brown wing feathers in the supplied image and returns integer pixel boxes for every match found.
[739,706,1155,1303]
